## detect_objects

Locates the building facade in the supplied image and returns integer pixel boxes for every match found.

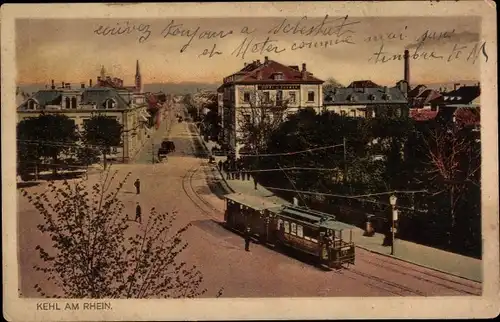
[218,57,324,156]
[17,62,151,163]
[323,83,409,118]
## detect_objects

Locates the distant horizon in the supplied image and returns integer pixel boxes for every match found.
[17,79,481,87]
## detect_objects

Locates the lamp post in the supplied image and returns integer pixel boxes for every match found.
[389,194,398,255]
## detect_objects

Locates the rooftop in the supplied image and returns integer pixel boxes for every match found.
[223,57,324,85]
[324,86,408,105]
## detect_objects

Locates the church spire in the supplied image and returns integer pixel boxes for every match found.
[135,60,142,93]
[100,65,106,78]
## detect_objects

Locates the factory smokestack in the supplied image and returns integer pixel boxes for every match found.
[404,50,410,87]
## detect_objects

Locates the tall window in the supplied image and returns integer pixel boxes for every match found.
[65,97,71,109]
[307,91,315,102]
[71,97,77,109]
[288,92,296,104]
[243,92,250,102]
[276,90,283,102]
[262,92,270,104]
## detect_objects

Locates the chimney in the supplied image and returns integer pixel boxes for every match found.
[404,49,410,88]
[301,63,307,80]
[65,83,71,89]
[454,83,460,91]
[89,79,93,87]
[302,63,306,72]
[257,59,261,65]
[61,81,64,88]
[384,86,388,93]
[244,62,247,67]
[51,79,55,89]
[264,56,269,63]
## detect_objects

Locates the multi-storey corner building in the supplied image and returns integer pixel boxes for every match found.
[16,61,152,163]
[218,56,324,157]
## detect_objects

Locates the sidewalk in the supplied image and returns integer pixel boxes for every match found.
[196,133,482,283]
[132,105,176,163]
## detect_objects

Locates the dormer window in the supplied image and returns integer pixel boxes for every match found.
[27,99,37,110]
[273,73,284,81]
[348,94,356,102]
[64,97,71,109]
[368,94,376,101]
[106,99,116,109]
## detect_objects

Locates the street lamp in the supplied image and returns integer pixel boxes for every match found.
[389,194,398,255]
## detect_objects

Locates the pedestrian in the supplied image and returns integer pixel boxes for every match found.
[253,176,258,190]
[218,160,223,171]
[244,226,251,251]
[134,179,141,194]
[135,202,142,223]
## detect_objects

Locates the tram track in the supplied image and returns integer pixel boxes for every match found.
[181,162,222,221]
[338,267,426,296]
[356,254,481,295]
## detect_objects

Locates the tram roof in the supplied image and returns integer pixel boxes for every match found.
[225,193,283,211]
[280,206,354,231]
[320,220,355,231]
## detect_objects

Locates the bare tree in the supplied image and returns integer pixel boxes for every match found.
[237,89,289,155]
[421,124,480,245]
[22,167,223,298]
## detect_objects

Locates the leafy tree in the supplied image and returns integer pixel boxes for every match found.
[82,115,123,170]
[21,168,223,298]
[17,113,79,176]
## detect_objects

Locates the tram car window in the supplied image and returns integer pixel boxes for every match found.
[297,225,304,238]
[284,221,290,233]
[291,223,297,235]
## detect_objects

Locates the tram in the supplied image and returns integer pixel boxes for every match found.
[224,193,356,269]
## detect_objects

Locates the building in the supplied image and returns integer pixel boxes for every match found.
[218,56,324,156]
[17,61,151,163]
[323,84,409,118]
[409,83,480,126]
[323,50,411,118]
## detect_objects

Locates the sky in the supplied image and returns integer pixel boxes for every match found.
[16,16,484,86]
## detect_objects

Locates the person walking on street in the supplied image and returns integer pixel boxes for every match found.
[134,179,141,194]
[135,202,142,223]
[218,160,223,171]
[253,176,258,190]
[244,226,251,251]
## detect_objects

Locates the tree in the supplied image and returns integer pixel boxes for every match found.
[323,77,344,92]
[82,115,123,170]
[237,90,290,158]
[22,168,223,298]
[17,113,79,176]
[420,122,481,247]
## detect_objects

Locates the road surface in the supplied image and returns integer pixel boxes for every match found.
[17,104,482,298]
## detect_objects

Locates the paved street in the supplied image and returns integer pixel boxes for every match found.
[17,104,482,298]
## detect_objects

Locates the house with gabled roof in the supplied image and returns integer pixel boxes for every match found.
[17,79,153,163]
[218,56,324,156]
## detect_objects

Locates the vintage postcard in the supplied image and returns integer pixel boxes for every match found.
[1,1,499,321]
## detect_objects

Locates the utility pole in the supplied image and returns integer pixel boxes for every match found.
[151,142,155,164]
[343,137,347,182]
